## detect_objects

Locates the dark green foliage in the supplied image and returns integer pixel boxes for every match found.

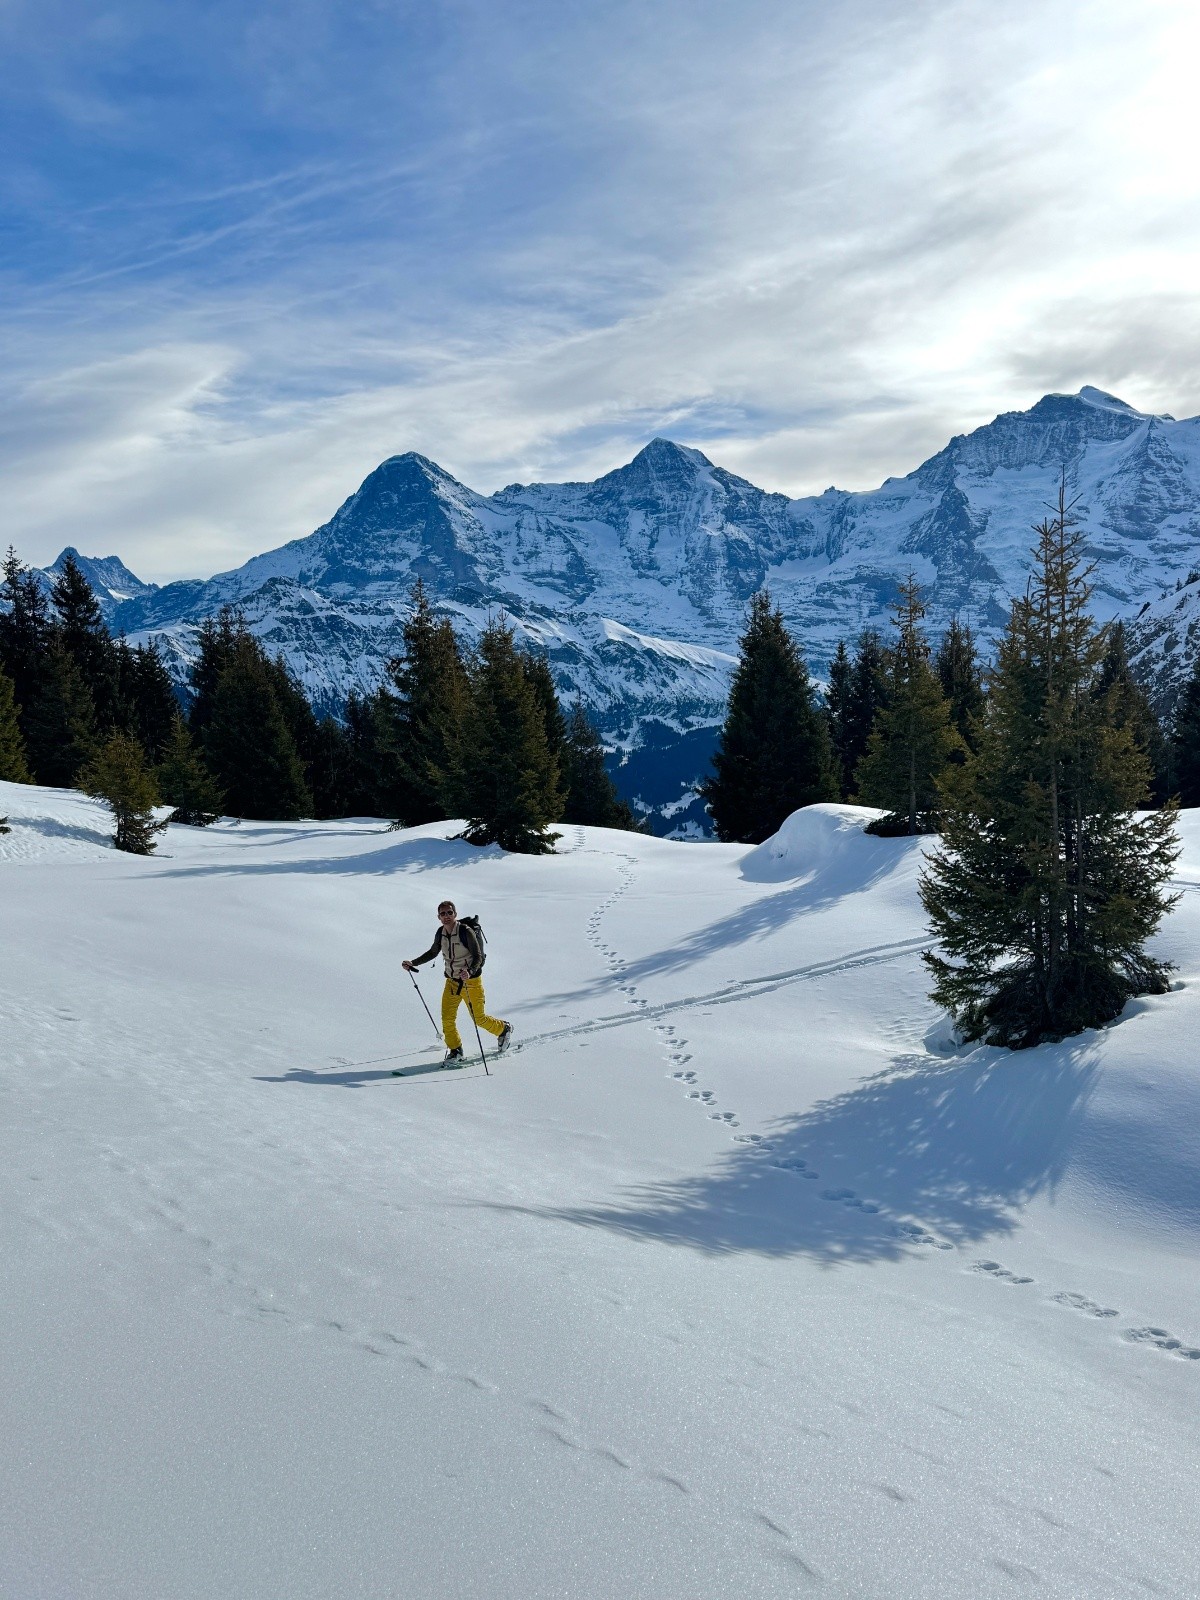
[80,730,167,854]
[50,555,119,729]
[700,590,837,844]
[117,639,180,762]
[188,609,245,743]
[840,629,892,796]
[935,618,985,754]
[381,580,471,824]
[341,688,394,816]
[825,640,854,798]
[24,641,97,787]
[307,716,359,819]
[921,488,1179,1049]
[562,702,640,830]
[1093,622,1168,804]
[451,616,563,853]
[1171,643,1200,807]
[523,652,567,777]
[201,637,312,821]
[156,713,223,825]
[0,547,52,720]
[0,666,32,783]
[856,576,964,835]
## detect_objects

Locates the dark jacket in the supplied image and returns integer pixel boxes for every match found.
[411,922,484,982]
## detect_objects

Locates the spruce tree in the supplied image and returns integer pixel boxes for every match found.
[189,609,245,742]
[0,547,52,726]
[50,555,119,730]
[921,487,1179,1048]
[202,638,312,820]
[157,713,223,825]
[80,731,167,854]
[700,590,836,843]
[1171,644,1200,807]
[381,580,470,823]
[117,639,179,761]
[24,641,97,787]
[856,577,964,834]
[342,688,392,817]
[840,629,891,796]
[562,702,640,829]
[1095,621,1168,803]
[935,617,985,754]
[826,640,854,798]
[452,616,562,853]
[0,666,32,783]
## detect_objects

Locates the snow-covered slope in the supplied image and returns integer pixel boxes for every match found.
[3,782,1198,1597]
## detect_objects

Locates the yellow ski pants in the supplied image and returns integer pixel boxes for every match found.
[442,976,506,1052]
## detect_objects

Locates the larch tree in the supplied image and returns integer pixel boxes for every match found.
[921,485,1179,1048]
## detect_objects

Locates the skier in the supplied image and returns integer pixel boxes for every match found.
[403,900,513,1064]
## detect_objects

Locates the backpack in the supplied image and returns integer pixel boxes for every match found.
[458,914,487,970]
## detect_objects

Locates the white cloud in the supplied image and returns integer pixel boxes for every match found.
[2,0,1199,579]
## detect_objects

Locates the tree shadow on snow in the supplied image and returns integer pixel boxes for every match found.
[12,815,112,848]
[512,1039,1102,1264]
[151,835,499,880]
[541,863,909,1009]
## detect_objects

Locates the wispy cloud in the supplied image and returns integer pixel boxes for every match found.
[2,0,1199,579]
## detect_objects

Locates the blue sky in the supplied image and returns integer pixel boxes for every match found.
[3,0,1199,580]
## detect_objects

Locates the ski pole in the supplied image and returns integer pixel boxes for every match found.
[407,968,442,1042]
[463,980,490,1076]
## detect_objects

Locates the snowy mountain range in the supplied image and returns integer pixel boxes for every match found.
[32,385,1200,830]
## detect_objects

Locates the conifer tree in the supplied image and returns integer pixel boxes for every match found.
[381,580,470,823]
[342,688,392,816]
[825,640,855,798]
[1170,644,1200,807]
[700,590,836,843]
[921,487,1179,1048]
[562,702,639,829]
[0,666,32,783]
[202,638,312,820]
[50,555,119,729]
[1095,621,1168,803]
[856,577,963,834]
[522,652,568,786]
[935,617,985,753]
[117,639,179,761]
[24,641,97,787]
[840,629,891,795]
[452,616,562,853]
[0,547,52,725]
[188,609,245,742]
[156,713,223,825]
[80,730,167,854]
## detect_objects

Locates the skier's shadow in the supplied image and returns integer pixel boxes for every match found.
[503,1037,1104,1262]
[256,1060,460,1087]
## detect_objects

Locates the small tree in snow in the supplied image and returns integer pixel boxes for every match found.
[80,731,167,855]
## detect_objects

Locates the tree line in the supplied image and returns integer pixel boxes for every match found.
[702,488,1183,1048]
[0,554,634,853]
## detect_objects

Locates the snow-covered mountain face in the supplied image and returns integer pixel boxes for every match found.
[34,548,159,629]
[37,386,1200,829]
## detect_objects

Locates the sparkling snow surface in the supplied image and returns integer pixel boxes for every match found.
[2,786,1199,1598]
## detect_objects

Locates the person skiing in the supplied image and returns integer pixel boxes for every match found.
[403,900,513,1064]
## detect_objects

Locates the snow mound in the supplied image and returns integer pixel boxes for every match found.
[0,781,115,864]
[740,801,914,887]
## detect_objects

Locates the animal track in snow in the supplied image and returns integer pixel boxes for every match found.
[1124,1327,1200,1360]
[1052,1291,1118,1319]
[971,1260,1034,1284]
[890,1222,953,1250]
[820,1188,880,1214]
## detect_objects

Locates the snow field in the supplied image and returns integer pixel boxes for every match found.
[2,785,1199,1598]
